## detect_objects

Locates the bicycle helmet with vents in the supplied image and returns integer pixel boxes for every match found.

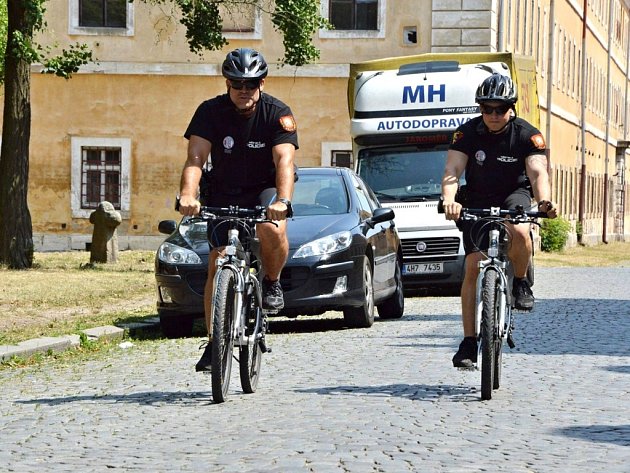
[475,73,517,105]
[222,48,268,80]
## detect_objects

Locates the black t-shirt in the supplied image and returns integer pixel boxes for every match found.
[449,116,546,205]
[185,93,299,193]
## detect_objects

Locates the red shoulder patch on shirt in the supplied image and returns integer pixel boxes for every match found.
[279,115,297,132]
[531,133,546,150]
[452,131,464,144]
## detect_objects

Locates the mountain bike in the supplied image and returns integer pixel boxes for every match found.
[458,205,547,400]
[194,205,276,403]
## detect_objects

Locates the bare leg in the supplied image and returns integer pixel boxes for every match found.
[507,223,532,278]
[256,220,288,280]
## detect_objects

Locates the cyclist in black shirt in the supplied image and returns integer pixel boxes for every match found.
[441,73,557,368]
[178,48,298,372]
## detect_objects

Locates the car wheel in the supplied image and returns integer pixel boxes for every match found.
[377,258,404,319]
[160,314,194,339]
[343,256,375,328]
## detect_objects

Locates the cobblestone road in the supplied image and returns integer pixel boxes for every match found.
[1,267,629,472]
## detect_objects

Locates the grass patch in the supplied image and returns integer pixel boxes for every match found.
[535,241,630,267]
[0,250,158,345]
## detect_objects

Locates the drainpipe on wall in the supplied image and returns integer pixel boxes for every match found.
[603,0,614,244]
[545,0,556,176]
[497,0,505,51]
[578,0,588,244]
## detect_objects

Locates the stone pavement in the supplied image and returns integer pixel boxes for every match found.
[1,267,628,472]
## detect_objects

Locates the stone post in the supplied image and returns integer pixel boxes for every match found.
[89,201,122,263]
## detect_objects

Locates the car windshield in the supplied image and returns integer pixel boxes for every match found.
[292,174,349,216]
[357,145,464,202]
[178,219,208,242]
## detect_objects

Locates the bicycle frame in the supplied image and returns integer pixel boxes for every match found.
[213,228,264,349]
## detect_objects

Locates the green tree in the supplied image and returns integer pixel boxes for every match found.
[0,0,328,269]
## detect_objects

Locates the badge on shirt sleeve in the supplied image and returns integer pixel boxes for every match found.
[531,133,546,150]
[452,131,464,144]
[279,115,297,132]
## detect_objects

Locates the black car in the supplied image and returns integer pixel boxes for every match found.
[155,166,404,338]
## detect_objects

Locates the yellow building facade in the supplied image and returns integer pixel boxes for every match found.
[6,0,629,249]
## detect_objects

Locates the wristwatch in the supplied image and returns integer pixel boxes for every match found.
[277,198,293,217]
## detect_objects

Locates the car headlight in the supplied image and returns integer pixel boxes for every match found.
[158,242,202,265]
[292,231,352,258]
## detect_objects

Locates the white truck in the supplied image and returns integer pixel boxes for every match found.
[348,52,539,293]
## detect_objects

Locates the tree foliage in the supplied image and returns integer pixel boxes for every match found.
[148,0,330,66]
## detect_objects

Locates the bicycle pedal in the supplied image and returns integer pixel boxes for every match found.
[259,339,271,353]
[507,334,516,349]
[456,365,477,372]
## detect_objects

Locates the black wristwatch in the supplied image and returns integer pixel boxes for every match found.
[277,198,293,218]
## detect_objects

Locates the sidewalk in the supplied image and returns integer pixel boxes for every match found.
[0,317,161,362]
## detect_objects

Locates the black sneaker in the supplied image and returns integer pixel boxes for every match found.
[452,337,478,368]
[513,277,534,311]
[195,341,212,372]
[262,278,284,310]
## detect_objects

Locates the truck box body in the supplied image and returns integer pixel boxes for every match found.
[348,52,538,292]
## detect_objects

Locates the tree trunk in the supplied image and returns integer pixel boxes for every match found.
[0,1,33,269]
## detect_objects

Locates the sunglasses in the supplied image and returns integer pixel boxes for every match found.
[480,104,511,115]
[230,80,260,90]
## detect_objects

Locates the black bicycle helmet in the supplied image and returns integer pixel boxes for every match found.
[475,73,517,104]
[222,48,268,80]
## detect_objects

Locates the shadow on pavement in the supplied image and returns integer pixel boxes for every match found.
[553,424,630,447]
[295,383,479,402]
[15,391,213,406]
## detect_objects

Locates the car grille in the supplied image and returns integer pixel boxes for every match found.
[402,237,461,261]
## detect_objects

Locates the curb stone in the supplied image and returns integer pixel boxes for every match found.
[0,318,161,362]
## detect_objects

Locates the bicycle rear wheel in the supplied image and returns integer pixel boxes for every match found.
[211,269,236,403]
[239,292,262,393]
[480,268,499,401]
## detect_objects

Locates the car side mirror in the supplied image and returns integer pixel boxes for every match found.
[158,220,178,235]
[367,207,395,227]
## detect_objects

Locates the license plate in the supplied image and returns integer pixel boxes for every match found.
[403,262,444,274]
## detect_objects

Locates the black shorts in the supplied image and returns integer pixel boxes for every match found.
[459,187,533,255]
[206,188,276,248]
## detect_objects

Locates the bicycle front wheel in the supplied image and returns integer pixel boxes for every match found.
[239,292,263,394]
[211,269,236,403]
[480,268,499,401]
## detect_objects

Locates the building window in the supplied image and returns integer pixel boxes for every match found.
[81,147,122,209]
[321,141,353,167]
[79,0,126,28]
[68,0,134,36]
[332,150,353,168]
[215,2,262,39]
[320,0,385,39]
[71,137,131,219]
[329,0,378,30]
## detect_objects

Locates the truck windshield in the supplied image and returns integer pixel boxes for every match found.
[357,145,457,202]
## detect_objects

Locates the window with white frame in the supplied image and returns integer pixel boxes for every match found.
[71,137,131,219]
[69,0,134,36]
[219,2,262,39]
[320,0,385,39]
[321,141,353,168]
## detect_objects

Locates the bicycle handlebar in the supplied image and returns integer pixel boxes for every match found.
[199,205,267,219]
[459,207,548,221]
[437,199,548,222]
